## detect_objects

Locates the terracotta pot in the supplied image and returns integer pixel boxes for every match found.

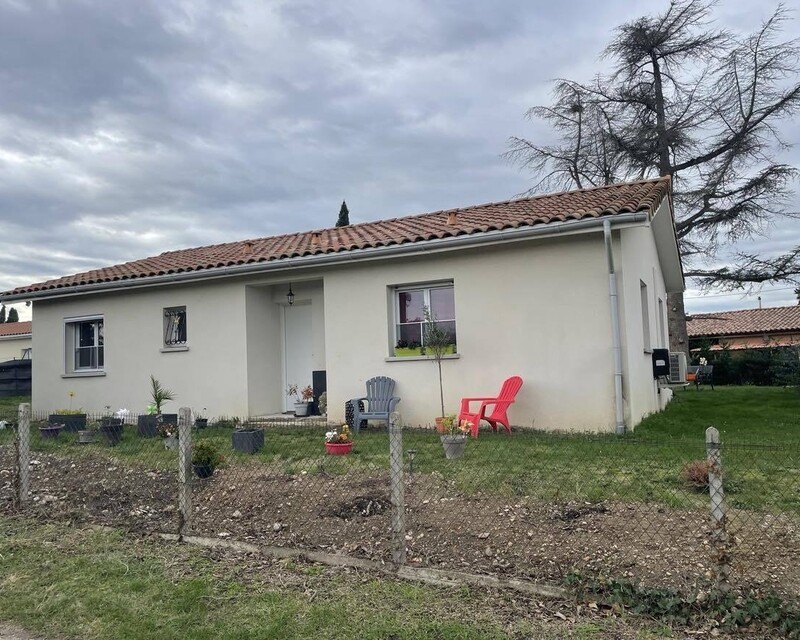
[325,441,353,455]
[435,417,445,434]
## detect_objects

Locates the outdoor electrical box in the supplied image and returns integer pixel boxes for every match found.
[652,349,670,378]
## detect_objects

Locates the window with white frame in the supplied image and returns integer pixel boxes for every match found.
[65,317,104,371]
[163,306,187,347]
[393,283,456,357]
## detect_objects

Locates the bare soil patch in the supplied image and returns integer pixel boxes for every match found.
[3,448,798,602]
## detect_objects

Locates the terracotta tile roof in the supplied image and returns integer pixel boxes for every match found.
[688,306,800,338]
[0,321,31,337]
[4,177,670,297]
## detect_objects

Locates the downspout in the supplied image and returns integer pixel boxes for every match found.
[604,220,626,435]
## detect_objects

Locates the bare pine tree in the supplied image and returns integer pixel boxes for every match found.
[506,1,800,354]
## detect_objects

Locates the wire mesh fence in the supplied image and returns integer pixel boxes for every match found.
[1,403,798,602]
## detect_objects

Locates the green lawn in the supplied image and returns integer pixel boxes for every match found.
[2,387,798,511]
[0,516,706,639]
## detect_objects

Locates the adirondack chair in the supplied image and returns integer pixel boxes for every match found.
[458,376,523,438]
[350,376,401,433]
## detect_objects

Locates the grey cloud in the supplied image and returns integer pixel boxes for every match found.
[0,0,797,320]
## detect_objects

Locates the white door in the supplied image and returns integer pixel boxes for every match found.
[283,304,313,412]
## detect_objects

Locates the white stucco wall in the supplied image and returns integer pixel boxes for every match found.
[32,281,250,416]
[0,335,31,362]
[29,218,674,431]
[617,202,671,427]
[323,234,618,431]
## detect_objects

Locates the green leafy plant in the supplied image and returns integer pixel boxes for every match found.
[423,306,454,419]
[149,375,176,414]
[191,441,223,468]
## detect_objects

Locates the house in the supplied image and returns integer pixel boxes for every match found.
[688,305,800,351]
[0,321,32,362]
[0,177,683,432]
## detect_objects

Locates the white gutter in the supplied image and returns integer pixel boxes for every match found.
[1,212,650,303]
[604,220,626,435]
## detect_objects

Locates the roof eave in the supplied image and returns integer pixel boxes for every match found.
[1,211,651,303]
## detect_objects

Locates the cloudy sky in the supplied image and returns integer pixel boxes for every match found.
[0,0,798,320]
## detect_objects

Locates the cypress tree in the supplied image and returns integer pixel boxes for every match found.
[336,201,350,227]
[7,308,18,322]
[0,305,5,323]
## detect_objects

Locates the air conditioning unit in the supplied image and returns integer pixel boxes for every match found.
[668,351,687,384]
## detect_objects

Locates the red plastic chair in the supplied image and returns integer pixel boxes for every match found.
[458,376,523,438]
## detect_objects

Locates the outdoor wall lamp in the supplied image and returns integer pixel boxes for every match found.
[287,284,295,306]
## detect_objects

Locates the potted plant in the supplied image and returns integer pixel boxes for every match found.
[100,408,127,446]
[325,425,353,455]
[138,376,176,437]
[192,441,223,479]
[440,419,471,460]
[77,420,99,444]
[100,405,123,429]
[232,424,264,454]
[38,422,64,439]
[49,392,86,432]
[158,421,179,450]
[287,383,314,417]
[423,307,454,431]
[194,407,208,429]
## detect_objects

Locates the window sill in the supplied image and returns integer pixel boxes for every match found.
[160,346,189,353]
[385,354,461,363]
[62,371,106,378]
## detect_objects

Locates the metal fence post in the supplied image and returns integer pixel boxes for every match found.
[178,407,193,538]
[389,411,406,565]
[16,403,30,507]
[706,426,730,592]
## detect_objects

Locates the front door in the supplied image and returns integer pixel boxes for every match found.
[283,304,313,412]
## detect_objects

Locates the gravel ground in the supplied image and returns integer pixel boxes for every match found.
[2,448,798,602]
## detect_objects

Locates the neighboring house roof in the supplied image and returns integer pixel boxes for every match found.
[688,306,800,338]
[0,321,31,338]
[2,177,673,298]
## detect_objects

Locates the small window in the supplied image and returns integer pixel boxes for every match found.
[658,298,666,348]
[164,307,187,346]
[640,281,651,352]
[393,284,456,357]
[65,317,104,371]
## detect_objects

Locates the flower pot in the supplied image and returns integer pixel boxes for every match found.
[39,424,63,439]
[193,464,215,479]
[440,434,467,460]
[325,441,353,455]
[164,435,179,450]
[194,418,208,429]
[232,428,264,454]
[77,429,97,444]
[435,417,445,434]
[137,415,158,437]
[294,403,309,417]
[100,423,124,446]
[48,414,86,432]
[101,417,123,428]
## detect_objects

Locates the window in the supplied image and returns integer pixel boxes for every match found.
[163,306,187,347]
[65,317,104,371]
[394,284,456,357]
[640,281,651,352]
[658,298,666,348]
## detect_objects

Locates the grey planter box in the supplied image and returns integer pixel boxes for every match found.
[49,413,86,432]
[137,414,178,437]
[232,428,264,454]
[440,434,467,460]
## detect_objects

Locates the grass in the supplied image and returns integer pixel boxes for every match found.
[0,516,681,639]
[2,387,798,511]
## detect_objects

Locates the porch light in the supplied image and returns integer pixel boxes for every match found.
[286,284,295,306]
